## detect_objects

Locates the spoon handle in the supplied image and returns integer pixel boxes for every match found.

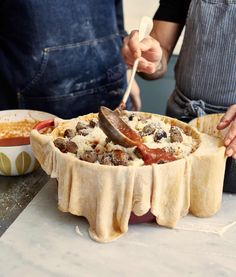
[120,16,153,109]
[121,58,139,106]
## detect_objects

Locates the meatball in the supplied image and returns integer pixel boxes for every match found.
[98,153,113,165]
[81,150,98,163]
[140,123,157,136]
[76,121,88,132]
[66,141,78,154]
[170,126,183,143]
[54,138,67,152]
[64,129,76,139]
[111,150,130,166]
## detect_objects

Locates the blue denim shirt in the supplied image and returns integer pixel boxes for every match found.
[0,0,129,118]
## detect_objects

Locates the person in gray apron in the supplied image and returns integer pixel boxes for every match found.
[0,0,136,119]
[122,0,236,192]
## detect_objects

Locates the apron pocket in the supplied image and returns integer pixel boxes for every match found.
[18,34,126,97]
[18,34,127,118]
[17,50,50,94]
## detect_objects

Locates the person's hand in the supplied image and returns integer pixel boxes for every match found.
[127,70,141,111]
[217,104,236,159]
[122,30,163,74]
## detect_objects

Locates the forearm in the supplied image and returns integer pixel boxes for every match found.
[139,20,184,80]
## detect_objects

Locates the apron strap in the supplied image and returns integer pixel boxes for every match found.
[173,87,228,118]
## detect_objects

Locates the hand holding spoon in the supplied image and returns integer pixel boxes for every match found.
[119,16,153,110]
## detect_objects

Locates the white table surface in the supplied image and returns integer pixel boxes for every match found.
[1,179,236,277]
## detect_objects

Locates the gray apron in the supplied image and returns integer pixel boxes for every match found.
[166,0,236,192]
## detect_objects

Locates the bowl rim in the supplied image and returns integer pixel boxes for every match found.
[0,137,30,147]
[0,108,56,115]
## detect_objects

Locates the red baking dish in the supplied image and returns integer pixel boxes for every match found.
[33,119,55,132]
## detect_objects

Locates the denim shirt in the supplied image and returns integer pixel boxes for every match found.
[0,0,128,118]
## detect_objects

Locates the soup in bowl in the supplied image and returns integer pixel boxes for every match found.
[0,109,55,176]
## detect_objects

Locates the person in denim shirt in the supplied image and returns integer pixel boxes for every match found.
[0,0,139,118]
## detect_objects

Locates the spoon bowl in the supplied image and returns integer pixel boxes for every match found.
[98,106,142,148]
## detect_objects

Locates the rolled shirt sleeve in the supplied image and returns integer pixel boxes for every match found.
[154,0,191,24]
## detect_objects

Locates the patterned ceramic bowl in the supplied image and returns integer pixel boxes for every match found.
[0,110,55,176]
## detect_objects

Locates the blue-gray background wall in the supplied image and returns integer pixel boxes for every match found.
[136,55,177,115]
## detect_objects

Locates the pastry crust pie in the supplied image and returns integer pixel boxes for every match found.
[51,111,200,166]
[30,112,227,242]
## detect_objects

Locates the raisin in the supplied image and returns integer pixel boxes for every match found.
[66,141,78,154]
[54,138,67,152]
[170,126,183,143]
[64,129,76,139]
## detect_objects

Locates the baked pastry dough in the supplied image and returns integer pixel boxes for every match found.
[30,113,227,242]
[52,111,199,166]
